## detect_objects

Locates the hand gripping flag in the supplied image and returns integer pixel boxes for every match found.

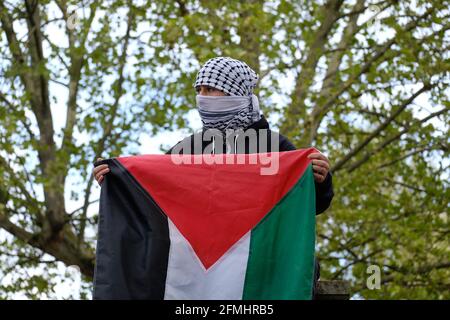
[93,148,318,300]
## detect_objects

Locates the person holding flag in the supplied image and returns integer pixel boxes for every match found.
[92,57,334,299]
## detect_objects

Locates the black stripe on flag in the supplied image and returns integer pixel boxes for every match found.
[93,159,170,299]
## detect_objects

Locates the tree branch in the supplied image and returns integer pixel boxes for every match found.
[57,0,98,162]
[307,0,365,143]
[377,142,448,170]
[304,6,437,145]
[346,106,447,172]
[282,0,344,136]
[0,91,36,140]
[0,207,38,247]
[0,155,43,220]
[77,2,134,248]
[331,83,432,172]
[381,262,450,285]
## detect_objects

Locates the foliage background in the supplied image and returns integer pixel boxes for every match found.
[0,0,448,299]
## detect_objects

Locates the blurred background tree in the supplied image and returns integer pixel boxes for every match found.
[0,0,448,299]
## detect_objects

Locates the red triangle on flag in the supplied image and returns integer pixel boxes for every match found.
[118,148,317,270]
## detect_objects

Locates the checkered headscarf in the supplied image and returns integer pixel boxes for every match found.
[194,57,259,96]
[194,57,261,132]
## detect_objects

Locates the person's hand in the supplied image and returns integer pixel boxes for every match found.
[93,158,110,186]
[307,152,330,183]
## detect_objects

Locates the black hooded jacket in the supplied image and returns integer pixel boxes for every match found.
[166,115,334,215]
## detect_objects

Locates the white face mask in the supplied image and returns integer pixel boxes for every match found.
[196,94,261,132]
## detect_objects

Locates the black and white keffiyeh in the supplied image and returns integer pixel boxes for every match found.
[194,57,261,132]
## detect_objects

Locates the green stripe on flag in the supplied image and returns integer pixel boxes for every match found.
[243,164,316,300]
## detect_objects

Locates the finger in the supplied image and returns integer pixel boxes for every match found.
[94,164,108,171]
[308,152,328,161]
[95,168,110,181]
[97,158,104,161]
[308,152,328,160]
[312,164,327,176]
[98,175,104,185]
[311,159,330,170]
[313,173,325,183]
[93,164,109,174]
[95,167,110,179]
[307,152,322,158]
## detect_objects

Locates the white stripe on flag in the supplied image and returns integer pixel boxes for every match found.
[164,219,250,300]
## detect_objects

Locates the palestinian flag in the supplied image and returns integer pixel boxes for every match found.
[93,148,317,300]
